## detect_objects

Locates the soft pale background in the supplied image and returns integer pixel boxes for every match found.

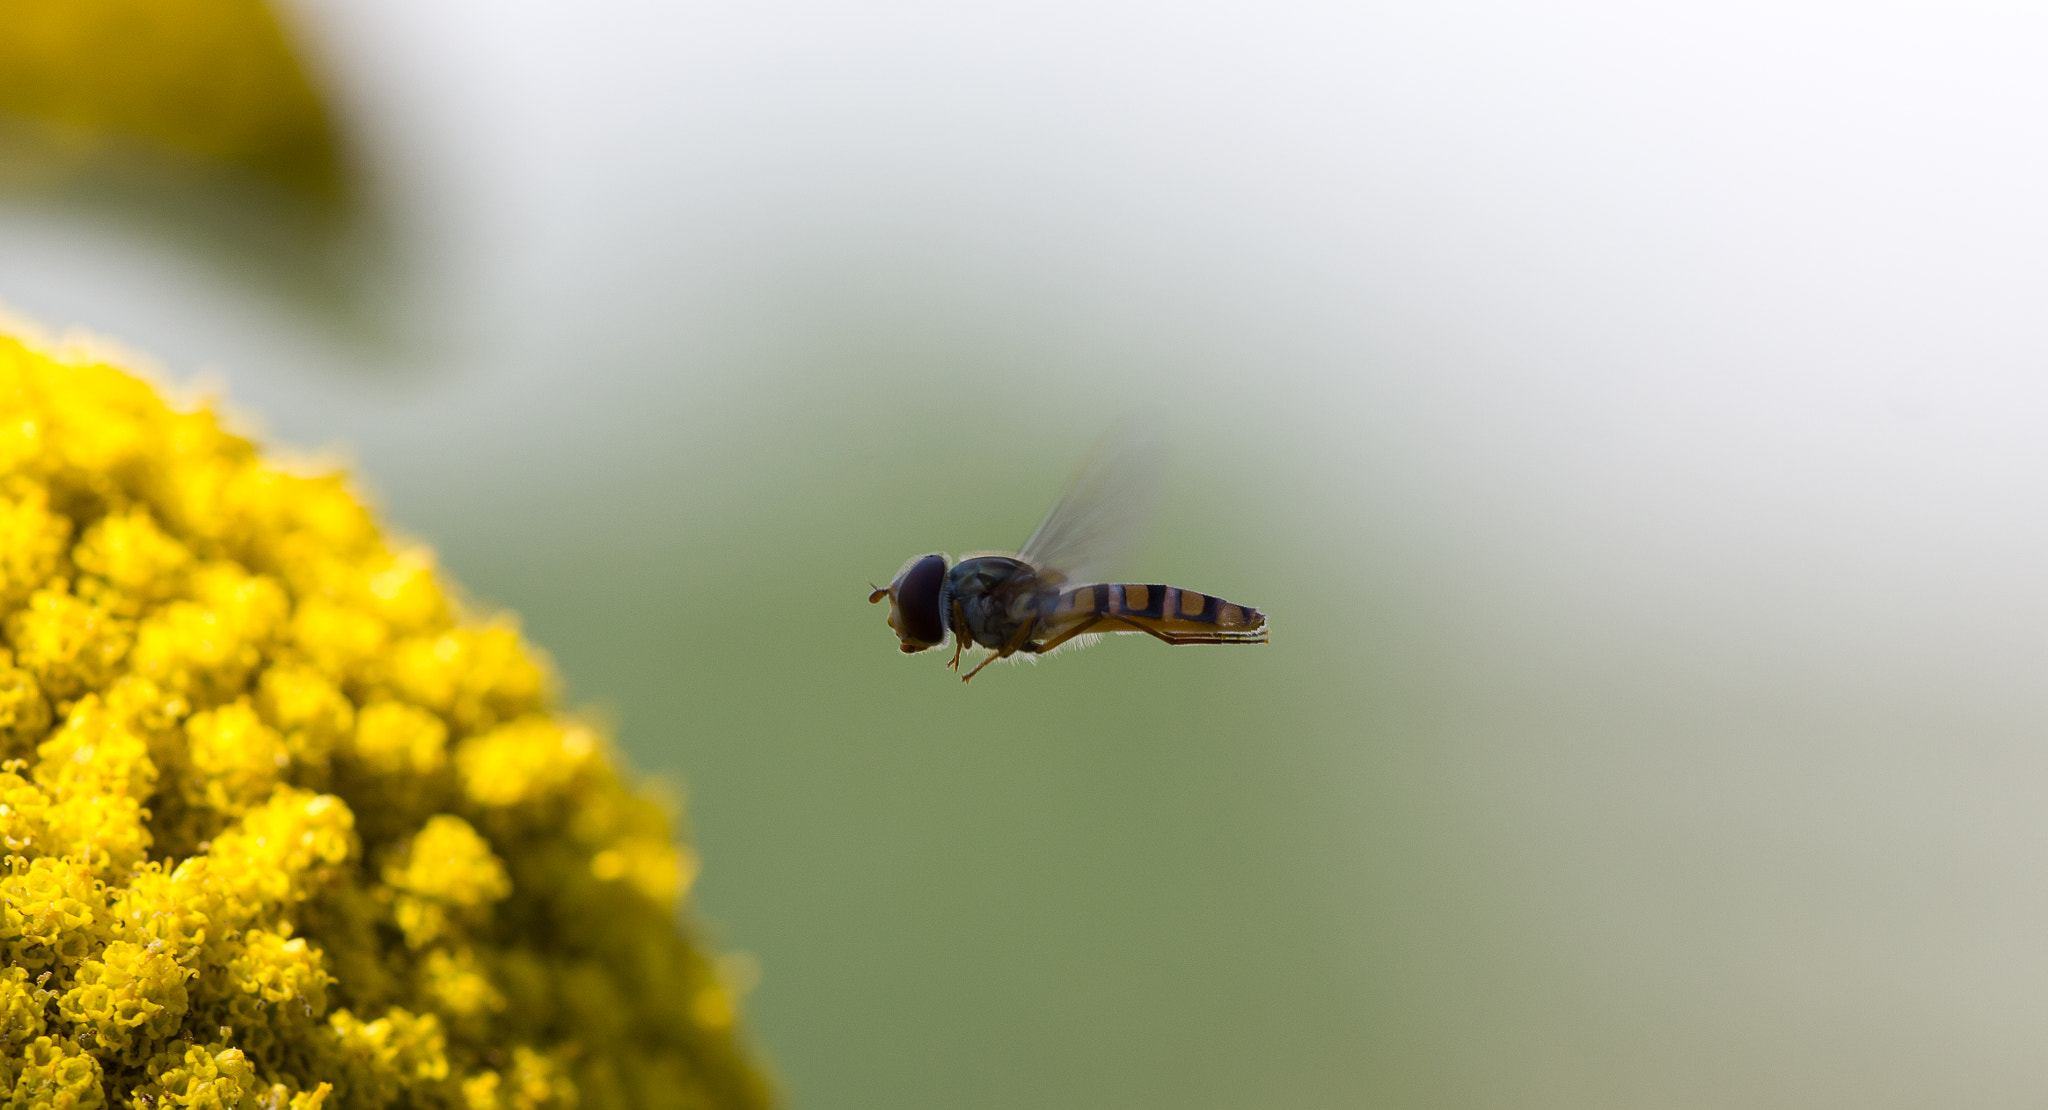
[7,2,2048,1106]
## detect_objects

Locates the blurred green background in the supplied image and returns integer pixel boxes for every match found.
[10,2,2048,1107]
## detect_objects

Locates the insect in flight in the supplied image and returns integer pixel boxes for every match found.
[869,432,1269,682]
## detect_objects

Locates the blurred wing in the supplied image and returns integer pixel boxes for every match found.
[1017,424,1166,586]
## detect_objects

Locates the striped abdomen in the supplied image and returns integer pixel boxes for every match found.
[1045,582,1269,646]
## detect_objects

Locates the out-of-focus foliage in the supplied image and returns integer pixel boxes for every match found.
[0,0,344,202]
[0,322,772,1108]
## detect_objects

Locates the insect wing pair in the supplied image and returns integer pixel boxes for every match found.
[870,435,1268,682]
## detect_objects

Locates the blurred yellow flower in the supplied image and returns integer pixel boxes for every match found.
[0,323,771,1108]
[0,0,344,202]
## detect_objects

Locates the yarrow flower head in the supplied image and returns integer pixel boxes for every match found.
[0,324,770,1109]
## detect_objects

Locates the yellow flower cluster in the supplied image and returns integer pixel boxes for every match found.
[0,327,770,1109]
[0,0,343,200]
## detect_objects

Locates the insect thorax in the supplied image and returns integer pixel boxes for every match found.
[945,556,1055,649]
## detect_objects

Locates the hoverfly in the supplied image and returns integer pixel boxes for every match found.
[870,433,1268,682]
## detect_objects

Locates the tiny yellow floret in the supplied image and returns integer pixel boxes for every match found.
[0,327,770,1107]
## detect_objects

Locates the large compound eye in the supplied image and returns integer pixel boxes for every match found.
[893,554,948,647]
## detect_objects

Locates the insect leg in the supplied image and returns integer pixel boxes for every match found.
[1159,623,1269,645]
[1108,617,1182,646]
[1130,621,1269,645]
[960,653,1001,682]
[946,599,971,672]
[962,620,1039,683]
[1160,631,1269,644]
[1027,616,1105,655]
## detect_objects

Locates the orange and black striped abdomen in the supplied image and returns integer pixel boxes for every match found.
[1050,583,1268,645]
